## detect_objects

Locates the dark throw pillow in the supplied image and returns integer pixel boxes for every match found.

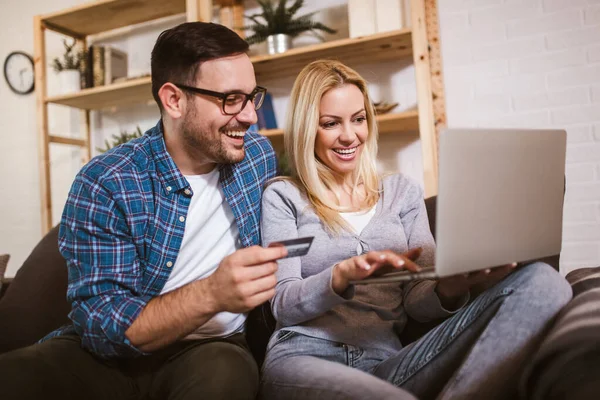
[0,226,71,354]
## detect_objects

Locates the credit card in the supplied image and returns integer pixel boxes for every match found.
[268,236,314,259]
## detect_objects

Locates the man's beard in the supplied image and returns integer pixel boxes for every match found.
[181,110,246,165]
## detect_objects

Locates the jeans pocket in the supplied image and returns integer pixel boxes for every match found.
[267,330,296,352]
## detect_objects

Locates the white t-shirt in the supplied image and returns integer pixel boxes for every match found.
[340,206,377,235]
[160,168,245,339]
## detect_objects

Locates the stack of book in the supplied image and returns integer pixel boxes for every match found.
[80,45,128,89]
[348,0,406,38]
[256,93,277,130]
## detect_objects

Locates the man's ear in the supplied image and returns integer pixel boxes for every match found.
[158,83,185,119]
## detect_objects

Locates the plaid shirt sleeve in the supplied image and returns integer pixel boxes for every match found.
[59,171,152,359]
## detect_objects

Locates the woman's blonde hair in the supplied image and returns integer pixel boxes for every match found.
[284,59,380,233]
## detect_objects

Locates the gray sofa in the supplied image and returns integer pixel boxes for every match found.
[3,196,596,400]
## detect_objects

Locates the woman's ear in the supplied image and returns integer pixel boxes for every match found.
[158,83,185,119]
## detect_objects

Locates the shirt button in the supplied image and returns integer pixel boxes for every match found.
[166,261,173,268]
[166,186,172,192]
[184,189,191,196]
[179,216,185,222]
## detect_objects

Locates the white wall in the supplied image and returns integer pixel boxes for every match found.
[0,0,88,278]
[1,0,598,277]
[439,0,600,275]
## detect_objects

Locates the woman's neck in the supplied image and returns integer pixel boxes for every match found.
[328,180,366,210]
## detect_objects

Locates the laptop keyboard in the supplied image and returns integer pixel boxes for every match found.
[350,266,438,285]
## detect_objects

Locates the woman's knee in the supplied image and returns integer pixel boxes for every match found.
[512,262,572,310]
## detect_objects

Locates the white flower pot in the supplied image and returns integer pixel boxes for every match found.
[267,34,292,55]
[58,70,81,94]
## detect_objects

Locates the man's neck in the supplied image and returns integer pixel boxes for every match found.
[162,120,216,175]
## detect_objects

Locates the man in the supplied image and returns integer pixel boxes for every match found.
[0,22,286,400]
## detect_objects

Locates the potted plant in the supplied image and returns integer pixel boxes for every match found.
[51,39,85,94]
[243,0,337,55]
[96,126,143,154]
[277,151,292,176]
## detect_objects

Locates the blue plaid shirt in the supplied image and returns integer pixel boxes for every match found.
[44,121,277,359]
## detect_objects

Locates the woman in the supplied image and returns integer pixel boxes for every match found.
[259,60,571,400]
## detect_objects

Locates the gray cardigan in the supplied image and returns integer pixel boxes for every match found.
[261,174,464,354]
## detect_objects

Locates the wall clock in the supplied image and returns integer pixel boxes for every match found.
[3,51,35,95]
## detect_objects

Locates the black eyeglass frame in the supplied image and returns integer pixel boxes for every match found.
[174,83,267,115]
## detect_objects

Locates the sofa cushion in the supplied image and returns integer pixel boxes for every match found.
[0,226,70,354]
[519,266,600,400]
[0,254,9,291]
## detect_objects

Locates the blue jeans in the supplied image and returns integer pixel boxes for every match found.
[259,263,572,400]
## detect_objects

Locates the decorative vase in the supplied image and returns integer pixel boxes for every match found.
[266,34,292,55]
[58,70,81,94]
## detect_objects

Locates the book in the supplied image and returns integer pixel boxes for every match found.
[79,50,90,89]
[348,0,376,38]
[91,45,105,87]
[82,45,94,89]
[104,47,128,85]
[349,0,405,38]
[256,93,277,130]
[375,0,405,33]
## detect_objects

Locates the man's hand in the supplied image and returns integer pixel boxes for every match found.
[205,245,288,313]
[332,248,423,294]
[126,245,287,352]
[435,262,518,310]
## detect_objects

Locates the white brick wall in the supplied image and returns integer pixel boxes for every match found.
[584,5,600,24]
[543,0,588,12]
[439,0,600,275]
[507,9,582,38]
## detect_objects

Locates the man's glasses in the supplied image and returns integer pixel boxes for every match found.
[174,84,267,116]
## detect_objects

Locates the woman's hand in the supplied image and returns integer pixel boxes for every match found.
[435,262,518,310]
[332,248,423,294]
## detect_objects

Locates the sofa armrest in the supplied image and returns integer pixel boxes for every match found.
[0,278,12,300]
[0,226,71,354]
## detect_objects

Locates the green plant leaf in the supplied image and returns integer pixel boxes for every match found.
[242,0,336,43]
[275,0,287,29]
[246,15,265,27]
[259,0,276,28]
[277,151,292,176]
[95,126,144,153]
[286,0,304,20]
[51,38,86,72]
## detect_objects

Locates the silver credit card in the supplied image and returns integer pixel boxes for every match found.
[268,236,314,259]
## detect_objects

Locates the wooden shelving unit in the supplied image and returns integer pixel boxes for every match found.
[34,0,446,234]
[46,29,413,110]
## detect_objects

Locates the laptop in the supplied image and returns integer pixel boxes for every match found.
[352,128,567,284]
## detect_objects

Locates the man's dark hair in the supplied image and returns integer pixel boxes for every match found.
[151,22,249,112]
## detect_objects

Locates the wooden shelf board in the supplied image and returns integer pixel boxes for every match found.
[49,135,87,147]
[252,29,412,81]
[42,0,186,37]
[46,76,153,110]
[260,110,419,138]
[45,30,413,110]
[377,109,419,133]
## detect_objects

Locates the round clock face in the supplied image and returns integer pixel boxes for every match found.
[4,51,35,95]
